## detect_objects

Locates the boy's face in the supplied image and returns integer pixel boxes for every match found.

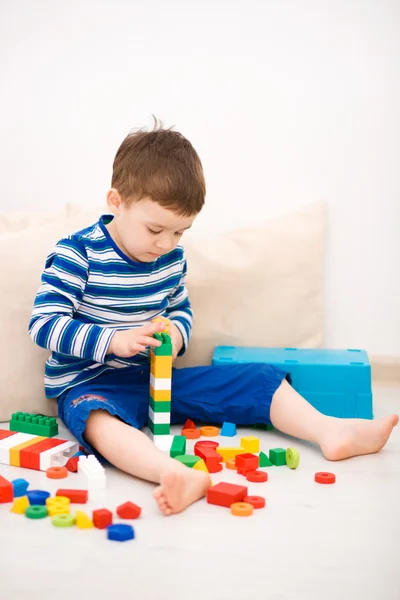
[106,192,196,263]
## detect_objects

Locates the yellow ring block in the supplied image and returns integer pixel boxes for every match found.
[9,436,46,466]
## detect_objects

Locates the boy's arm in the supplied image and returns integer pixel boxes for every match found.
[29,238,114,363]
[165,258,192,356]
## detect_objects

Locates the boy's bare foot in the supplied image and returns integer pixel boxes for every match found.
[152,469,211,516]
[320,414,399,461]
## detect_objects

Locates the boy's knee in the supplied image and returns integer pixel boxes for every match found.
[85,409,111,441]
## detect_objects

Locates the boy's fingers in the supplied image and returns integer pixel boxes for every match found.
[141,321,166,334]
[129,343,146,353]
[140,336,162,347]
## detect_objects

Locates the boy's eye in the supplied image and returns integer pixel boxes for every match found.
[148,228,161,235]
[175,232,183,237]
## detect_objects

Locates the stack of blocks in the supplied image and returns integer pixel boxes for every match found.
[148,322,174,452]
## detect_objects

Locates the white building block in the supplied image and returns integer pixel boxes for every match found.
[78,455,106,489]
[39,441,79,471]
[148,433,174,453]
[0,433,36,465]
[149,375,171,391]
[148,408,170,425]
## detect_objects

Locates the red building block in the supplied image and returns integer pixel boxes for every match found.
[207,482,248,508]
[56,489,88,503]
[194,440,219,456]
[235,453,259,475]
[0,475,14,503]
[93,508,113,529]
[0,430,17,441]
[183,419,196,430]
[20,437,66,470]
[65,457,79,472]
[116,501,142,519]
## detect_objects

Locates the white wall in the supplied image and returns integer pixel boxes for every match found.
[1,0,399,355]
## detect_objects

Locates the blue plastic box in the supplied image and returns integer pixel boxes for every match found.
[212,347,373,419]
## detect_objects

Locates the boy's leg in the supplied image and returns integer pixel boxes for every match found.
[170,363,398,461]
[84,410,210,515]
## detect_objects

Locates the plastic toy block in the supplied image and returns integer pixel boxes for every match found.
[150,355,173,379]
[149,374,172,392]
[226,458,237,470]
[240,436,260,453]
[0,432,36,465]
[26,505,48,519]
[148,408,170,426]
[56,489,88,504]
[107,524,135,542]
[259,452,273,467]
[231,502,254,516]
[0,475,13,503]
[19,437,66,470]
[315,472,336,484]
[269,448,287,466]
[235,453,259,474]
[27,490,51,505]
[214,447,244,462]
[150,434,175,452]
[65,456,79,472]
[116,501,141,519]
[174,454,201,468]
[199,426,219,437]
[39,440,79,471]
[149,386,171,402]
[52,514,75,527]
[198,448,223,473]
[246,470,268,482]
[148,421,171,435]
[195,441,219,451]
[149,397,171,412]
[12,478,29,497]
[253,423,274,431]
[192,458,209,473]
[243,495,266,509]
[170,435,186,458]
[93,508,113,529]
[46,466,68,479]
[181,428,201,439]
[10,495,30,514]
[0,429,17,441]
[286,448,300,469]
[207,482,248,508]
[151,332,173,356]
[75,510,94,529]
[46,496,70,516]
[78,455,106,489]
[152,316,170,334]
[213,346,373,419]
[183,419,196,430]
[10,436,46,467]
[10,412,58,437]
[221,422,237,437]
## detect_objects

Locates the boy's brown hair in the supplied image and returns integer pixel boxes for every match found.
[111,117,205,216]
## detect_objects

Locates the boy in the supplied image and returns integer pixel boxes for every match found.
[29,121,398,516]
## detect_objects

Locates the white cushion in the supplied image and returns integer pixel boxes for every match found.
[0,201,326,421]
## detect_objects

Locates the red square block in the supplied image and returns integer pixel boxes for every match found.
[207,482,248,508]
[235,453,259,474]
[93,508,113,529]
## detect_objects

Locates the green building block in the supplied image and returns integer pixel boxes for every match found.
[253,423,274,431]
[269,447,287,466]
[170,435,186,458]
[174,455,201,468]
[10,412,58,438]
[152,333,173,356]
[149,397,171,412]
[148,421,170,435]
[259,451,273,467]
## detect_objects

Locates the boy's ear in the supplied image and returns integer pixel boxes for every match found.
[106,188,122,213]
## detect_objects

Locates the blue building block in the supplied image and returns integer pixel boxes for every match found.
[221,422,237,437]
[12,478,29,497]
[27,490,51,505]
[212,347,373,419]
[107,524,135,542]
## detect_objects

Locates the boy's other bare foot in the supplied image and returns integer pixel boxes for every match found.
[320,414,399,461]
[152,469,211,516]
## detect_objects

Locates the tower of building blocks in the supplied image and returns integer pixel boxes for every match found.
[148,328,174,452]
[212,346,373,419]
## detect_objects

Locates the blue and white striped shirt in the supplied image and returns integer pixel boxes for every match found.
[29,214,192,399]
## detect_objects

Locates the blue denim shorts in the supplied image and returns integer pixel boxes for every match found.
[57,363,287,456]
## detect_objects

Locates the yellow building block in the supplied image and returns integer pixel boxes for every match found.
[75,510,94,529]
[240,436,260,453]
[192,458,209,473]
[46,496,70,516]
[10,496,30,514]
[9,436,46,466]
[150,355,173,379]
[150,385,171,401]
[152,316,170,334]
[215,447,245,463]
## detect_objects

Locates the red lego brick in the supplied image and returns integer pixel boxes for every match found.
[0,430,17,441]
[207,482,248,508]
[93,508,113,529]
[116,501,142,519]
[20,438,66,470]
[235,453,259,474]
[65,456,79,472]
[0,475,14,503]
[56,489,88,503]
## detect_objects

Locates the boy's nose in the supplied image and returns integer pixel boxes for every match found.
[156,237,173,251]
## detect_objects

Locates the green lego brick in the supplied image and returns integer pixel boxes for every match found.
[170,435,186,458]
[10,412,58,438]
[253,423,274,431]
[148,420,170,435]
[269,447,287,466]
[152,333,173,356]
[149,396,171,412]
[259,451,273,467]
[173,455,201,468]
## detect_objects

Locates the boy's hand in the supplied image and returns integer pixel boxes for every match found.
[107,321,166,358]
[169,321,184,360]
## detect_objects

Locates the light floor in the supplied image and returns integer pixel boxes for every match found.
[0,387,399,600]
